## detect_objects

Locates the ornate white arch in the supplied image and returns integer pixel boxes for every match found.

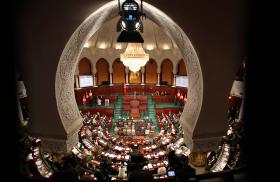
[55,0,203,151]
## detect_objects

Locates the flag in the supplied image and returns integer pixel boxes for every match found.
[124,83,127,95]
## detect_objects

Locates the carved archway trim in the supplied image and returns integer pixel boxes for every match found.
[55,0,203,150]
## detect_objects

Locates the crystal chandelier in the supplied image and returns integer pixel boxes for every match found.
[120,43,149,72]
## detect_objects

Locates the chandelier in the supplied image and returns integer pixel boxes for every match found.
[120,43,149,72]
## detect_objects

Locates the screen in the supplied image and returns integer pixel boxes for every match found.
[176,76,188,87]
[79,75,93,88]
[168,171,175,177]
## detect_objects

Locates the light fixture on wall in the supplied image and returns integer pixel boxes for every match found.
[120,43,149,72]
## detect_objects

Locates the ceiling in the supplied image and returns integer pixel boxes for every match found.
[84,16,179,51]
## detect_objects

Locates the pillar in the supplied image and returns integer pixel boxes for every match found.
[189,152,207,168]
[141,67,145,85]
[125,67,129,85]
[172,74,176,87]
[156,73,160,86]
[109,72,113,86]
[93,73,97,87]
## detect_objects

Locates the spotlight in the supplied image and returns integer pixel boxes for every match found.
[117,31,144,43]
[117,0,145,43]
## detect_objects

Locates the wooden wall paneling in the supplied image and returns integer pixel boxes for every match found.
[178,59,187,76]
[96,58,109,85]
[79,57,92,75]
[113,59,125,84]
[145,59,157,84]
[161,59,173,85]
[129,71,141,84]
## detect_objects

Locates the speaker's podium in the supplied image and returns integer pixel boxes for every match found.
[130,100,140,119]
[130,108,140,119]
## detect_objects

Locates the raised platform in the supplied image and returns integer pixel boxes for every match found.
[75,84,187,105]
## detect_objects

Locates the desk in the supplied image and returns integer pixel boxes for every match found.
[153,96,175,104]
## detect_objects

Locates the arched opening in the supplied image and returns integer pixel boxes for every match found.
[55,0,202,152]
[129,71,141,84]
[178,59,187,76]
[145,59,157,84]
[78,57,92,75]
[161,59,173,86]
[96,58,109,86]
[112,59,125,84]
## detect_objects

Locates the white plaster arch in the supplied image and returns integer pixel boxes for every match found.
[55,0,203,150]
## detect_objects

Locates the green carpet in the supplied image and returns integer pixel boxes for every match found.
[109,94,160,134]
[110,94,123,133]
[147,95,159,133]
[156,103,182,108]
[78,103,114,109]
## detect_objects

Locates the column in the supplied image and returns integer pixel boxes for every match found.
[125,67,129,85]
[141,67,145,85]
[109,72,113,86]
[75,75,80,89]
[156,73,160,86]
[172,74,176,87]
[93,73,97,87]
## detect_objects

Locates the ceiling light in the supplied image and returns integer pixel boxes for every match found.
[84,42,90,48]
[120,43,149,72]
[146,44,155,50]
[115,44,122,50]
[162,44,170,50]
[98,43,107,49]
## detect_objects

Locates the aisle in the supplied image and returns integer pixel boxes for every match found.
[147,95,159,133]
[111,94,123,133]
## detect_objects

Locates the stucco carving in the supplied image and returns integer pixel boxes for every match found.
[55,0,203,152]
[41,123,82,153]
[192,137,221,153]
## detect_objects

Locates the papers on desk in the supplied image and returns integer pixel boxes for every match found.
[210,144,230,172]
[125,155,130,160]
[35,160,42,165]
[72,147,79,155]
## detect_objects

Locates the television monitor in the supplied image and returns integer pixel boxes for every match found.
[79,75,93,88]
[167,170,176,177]
[176,76,188,87]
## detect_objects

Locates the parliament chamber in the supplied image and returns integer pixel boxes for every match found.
[13,0,248,181]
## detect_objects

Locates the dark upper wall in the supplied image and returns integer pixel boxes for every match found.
[14,0,245,140]
[144,0,246,138]
[14,0,110,138]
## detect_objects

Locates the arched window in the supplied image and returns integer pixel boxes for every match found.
[161,59,173,85]
[96,58,109,85]
[145,59,157,84]
[113,59,125,84]
[78,58,92,75]
[129,71,141,84]
[178,59,187,76]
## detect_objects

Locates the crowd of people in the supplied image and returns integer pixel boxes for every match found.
[206,96,246,172]
[67,111,193,181]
